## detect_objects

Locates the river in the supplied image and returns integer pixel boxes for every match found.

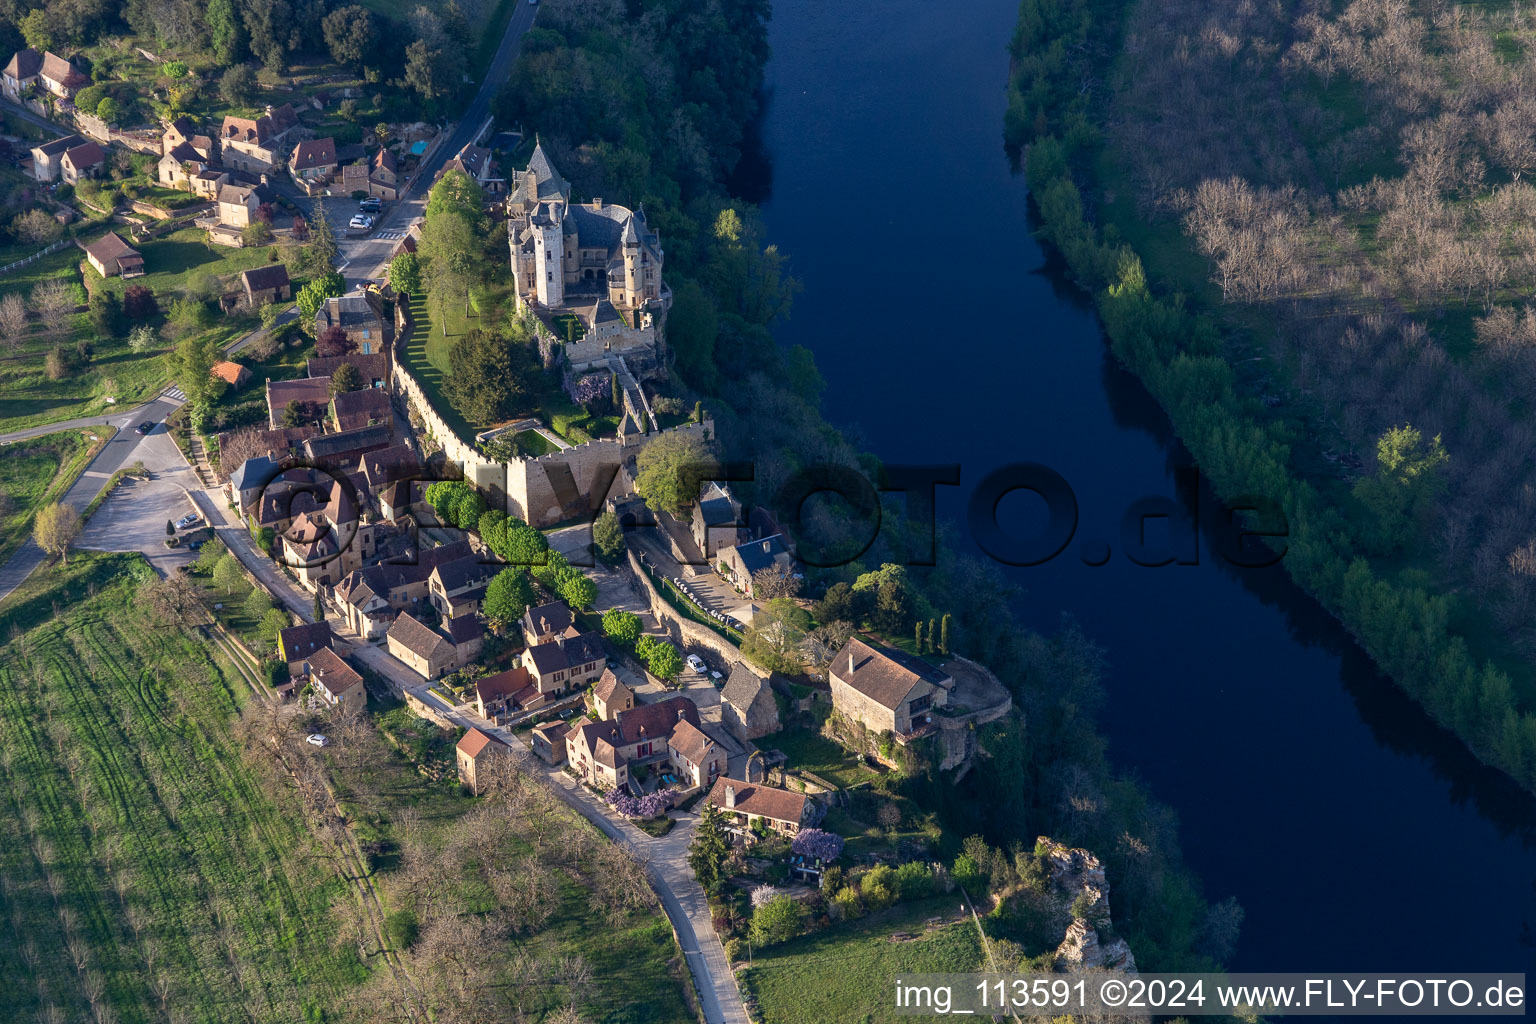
[749,0,1536,974]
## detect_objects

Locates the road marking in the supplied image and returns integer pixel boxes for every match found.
[375,230,404,240]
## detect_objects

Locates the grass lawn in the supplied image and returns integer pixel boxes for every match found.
[86,228,281,300]
[758,727,882,790]
[206,328,314,439]
[0,428,99,564]
[402,293,478,444]
[514,427,557,455]
[0,553,364,1024]
[0,312,173,435]
[739,896,986,1024]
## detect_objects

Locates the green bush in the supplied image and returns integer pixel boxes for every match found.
[385,909,419,949]
[893,861,934,900]
[859,864,897,911]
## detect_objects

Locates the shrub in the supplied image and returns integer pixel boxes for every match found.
[748,894,808,947]
[893,861,934,899]
[385,910,419,949]
[831,885,863,921]
[123,285,158,320]
[722,937,744,963]
[859,864,897,911]
[791,828,845,864]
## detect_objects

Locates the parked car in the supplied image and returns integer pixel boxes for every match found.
[306,734,328,747]
[686,654,707,674]
[135,421,154,434]
[359,197,382,212]
[175,513,201,530]
[348,214,374,230]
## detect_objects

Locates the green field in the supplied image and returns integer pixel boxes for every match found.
[85,228,280,300]
[739,896,985,1024]
[0,428,97,564]
[758,727,882,790]
[0,554,363,1024]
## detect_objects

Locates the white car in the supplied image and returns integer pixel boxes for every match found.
[306,733,329,747]
[175,513,201,530]
[686,654,707,674]
[349,214,374,230]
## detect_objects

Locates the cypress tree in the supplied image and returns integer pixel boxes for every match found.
[914,621,923,652]
[313,589,324,623]
[940,613,951,654]
[926,617,936,652]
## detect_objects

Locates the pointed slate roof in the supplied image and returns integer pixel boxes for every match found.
[621,215,639,246]
[525,139,568,199]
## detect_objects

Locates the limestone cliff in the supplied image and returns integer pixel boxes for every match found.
[1037,836,1138,975]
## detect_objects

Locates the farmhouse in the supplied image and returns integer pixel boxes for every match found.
[59,141,105,184]
[693,482,742,561]
[564,695,702,792]
[704,777,811,839]
[83,232,144,278]
[29,134,87,182]
[522,632,606,695]
[289,137,337,184]
[3,49,86,102]
[278,620,332,676]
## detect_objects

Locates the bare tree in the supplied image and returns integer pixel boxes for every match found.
[29,278,74,330]
[0,293,28,348]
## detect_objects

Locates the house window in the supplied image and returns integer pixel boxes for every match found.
[908,695,931,716]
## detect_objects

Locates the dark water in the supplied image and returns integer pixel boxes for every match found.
[754,0,1536,974]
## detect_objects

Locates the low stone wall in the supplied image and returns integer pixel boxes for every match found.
[405,691,455,729]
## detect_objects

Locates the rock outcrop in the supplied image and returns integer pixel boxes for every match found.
[1037,836,1138,975]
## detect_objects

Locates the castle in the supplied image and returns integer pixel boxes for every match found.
[507,142,669,378]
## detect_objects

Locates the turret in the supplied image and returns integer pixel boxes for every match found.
[621,215,642,308]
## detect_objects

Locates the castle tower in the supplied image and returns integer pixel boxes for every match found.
[534,205,565,307]
[621,215,642,309]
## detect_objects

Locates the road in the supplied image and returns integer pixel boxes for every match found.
[330,0,541,289]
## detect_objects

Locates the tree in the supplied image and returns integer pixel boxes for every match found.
[634,433,712,518]
[35,503,80,564]
[403,37,464,104]
[313,588,325,623]
[593,510,625,564]
[1354,424,1450,553]
[791,828,844,863]
[207,0,246,64]
[169,331,226,415]
[258,608,290,651]
[749,895,808,947]
[308,197,339,273]
[213,553,247,595]
[425,169,484,223]
[88,291,123,338]
[0,293,29,347]
[241,221,272,246]
[316,324,354,357]
[94,97,122,126]
[443,328,539,424]
[281,400,317,428]
[644,640,682,682]
[688,804,729,894]
[12,208,61,244]
[750,561,800,599]
[19,9,53,52]
[31,278,74,327]
[166,519,175,537]
[123,285,157,320]
[295,273,345,334]
[559,574,597,611]
[389,251,421,296]
[219,65,258,108]
[243,587,273,620]
[483,568,534,631]
[322,5,378,69]
[329,362,361,394]
[742,598,810,674]
[815,581,855,624]
[601,608,641,646]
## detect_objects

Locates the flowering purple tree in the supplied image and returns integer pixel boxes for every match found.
[791,828,844,863]
[566,373,608,406]
[607,787,673,819]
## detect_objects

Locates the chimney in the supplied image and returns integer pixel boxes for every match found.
[725,785,736,808]
[848,651,855,676]
[593,197,602,208]
[677,707,685,721]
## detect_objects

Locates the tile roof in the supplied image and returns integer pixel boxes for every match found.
[218,183,259,206]
[457,727,500,759]
[668,718,715,767]
[211,361,250,386]
[831,636,952,711]
[476,665,532,704]
[4,48,42,81]
[267,376,331,427]
[331,387,391,431]
[591,668,631,705]
[307,645,362,700]
[83,231,139,263]
[39,51,85,87]
[705,777,807,825]
[241,263,290,292]
[735,534,789,576]
[63,141,104,167]
[522,601,574,639]
[387,612,449,660]
[279,621,331,663]
[291,137,336,170]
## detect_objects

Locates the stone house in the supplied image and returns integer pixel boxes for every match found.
[522,601,578,645]
[281,479,376,592]
[719,534,794,597]
[386,612,456,679]
[720,662,781,741]
[530,720,570,765]
[4,49,86,102]
[30,134,86,182]
[303,645,365,708]
[332,540,472,639]
[828,636,955,742]
[369,148,400,199]
[289,137,337,184]
[474,665,534,723]
[668,717,724,790]
[692,482,742,561]
[522,632,606,696]
[83,232,144,278]
[220,104,298,174]
[589,668,634,720]
[314,292,390,353]
[564,695,701,792]
[216,183,262,228]
[59,141,105,184]
[427,554,496,620]
[309,352,390,389]
[266,375,332,429]
[278,620,332,677]
[703,777,810,839]
[240,264,291,306]
[445,615,485,665]
[456,728,506,794]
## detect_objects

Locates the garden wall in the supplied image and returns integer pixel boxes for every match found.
[626,546,742,665]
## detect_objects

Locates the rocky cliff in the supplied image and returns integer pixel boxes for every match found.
[1037,836,1138,974]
